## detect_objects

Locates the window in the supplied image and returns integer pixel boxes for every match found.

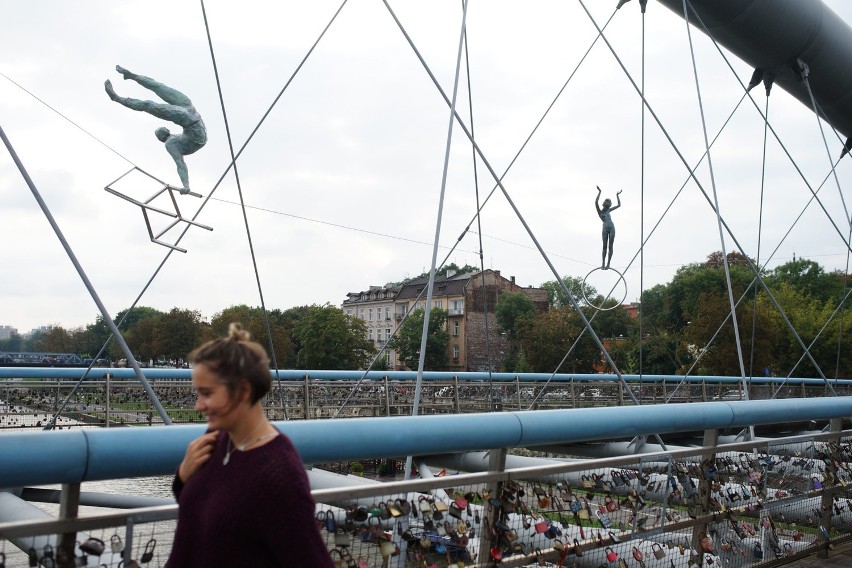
[346,309,353,316]
[359,308,365,319]
[368,308,373,321]
[453,321,459,337]
[385,306,391,320]
[433,300,442,309]
[368,329,373,341]
[453,345,460,359]
[386,328,392,341]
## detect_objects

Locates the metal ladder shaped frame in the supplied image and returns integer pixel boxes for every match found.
[104,167,212,253]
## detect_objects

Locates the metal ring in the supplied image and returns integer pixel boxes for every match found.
[582,267,627,311]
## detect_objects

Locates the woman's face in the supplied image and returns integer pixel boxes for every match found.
[192,363,243,431]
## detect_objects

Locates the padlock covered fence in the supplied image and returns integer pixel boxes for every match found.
[1,395,852,567]
[1,369,849,429]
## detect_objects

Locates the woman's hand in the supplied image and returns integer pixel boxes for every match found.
[596,185,602,192]
[617,189,623,195]
[178,431,218,483]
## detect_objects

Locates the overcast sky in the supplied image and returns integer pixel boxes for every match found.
[1,0,851,334]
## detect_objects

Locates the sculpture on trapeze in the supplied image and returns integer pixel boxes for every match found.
[105,65,207,194]
[595,185,622,270]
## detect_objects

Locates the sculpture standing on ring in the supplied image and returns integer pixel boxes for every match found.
[595,185,622,270]
[105,65,207,194]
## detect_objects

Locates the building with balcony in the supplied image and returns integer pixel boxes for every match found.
[343,270,548,372]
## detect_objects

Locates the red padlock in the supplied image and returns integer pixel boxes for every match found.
[606,546,618,562]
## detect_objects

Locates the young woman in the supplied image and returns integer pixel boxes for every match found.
[595,185,623,270]
[166,323,333,567]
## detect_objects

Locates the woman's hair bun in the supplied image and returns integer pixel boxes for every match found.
[228,322,251,342]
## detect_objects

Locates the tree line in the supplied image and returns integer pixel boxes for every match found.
[497,253,851,378]
[2,255,848,377]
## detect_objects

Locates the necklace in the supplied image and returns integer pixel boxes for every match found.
[223,421,275,465]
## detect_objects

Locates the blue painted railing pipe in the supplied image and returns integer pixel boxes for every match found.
[1,398,850,489]
[1,367,850,386]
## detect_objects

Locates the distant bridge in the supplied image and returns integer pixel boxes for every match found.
[0,351,97,367]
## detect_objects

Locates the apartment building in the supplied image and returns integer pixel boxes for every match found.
[342,270,548,371]
[342,284,399,368]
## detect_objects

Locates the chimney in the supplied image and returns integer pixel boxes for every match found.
[511,276,516,285]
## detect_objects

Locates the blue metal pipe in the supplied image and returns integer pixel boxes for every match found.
[1,367,850,385]
[1,398,850,489]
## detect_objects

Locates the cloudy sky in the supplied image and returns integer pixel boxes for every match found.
[1,0,851,334]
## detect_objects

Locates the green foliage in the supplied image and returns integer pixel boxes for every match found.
[634,254,851,377]
[293,304,376,370]
[388,308,449,370]
[516,307,599,373]
[540,276,596,308]
[392,263,479,286]
[153,308,206,361]
[766,258,846,303]
[764,283,852,377]
[32,326,72,353]
[208,305,294,368]
[494,292,537,341]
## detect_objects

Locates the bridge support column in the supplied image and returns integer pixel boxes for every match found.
[57,483,80,568]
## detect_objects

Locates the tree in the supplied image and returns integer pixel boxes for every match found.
[705,250,754,269]
[32,326,70,353]
[293,304,376,370]
[113,306,165,330]
[765,283,852,378]
[125,317,158,362]
[494,292,537,341]
[767,258,846,304]
[583,298,631,339]
[540,276,596,308]
[388,308,449,370]
[153,308,205,361]
[396,263,480,286]
[516,308,598,373]
[209,305,294,368]
[684,290,775,376]
[0,331,22,352]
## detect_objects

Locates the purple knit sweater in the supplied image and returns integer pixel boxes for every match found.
[165,430,334,567]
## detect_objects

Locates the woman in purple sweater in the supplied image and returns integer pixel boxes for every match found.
[166,323,333,567]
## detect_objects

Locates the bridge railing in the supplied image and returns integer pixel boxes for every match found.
[2,369,849,428]
[1,397,852,567]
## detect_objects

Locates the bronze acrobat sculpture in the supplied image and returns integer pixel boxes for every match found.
[595,185,622,270]
[105,66,206,194]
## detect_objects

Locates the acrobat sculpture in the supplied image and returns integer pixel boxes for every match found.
[105,66,206,194]
[595,185,622,270]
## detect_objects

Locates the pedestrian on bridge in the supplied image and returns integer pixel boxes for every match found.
[166,323,333,567]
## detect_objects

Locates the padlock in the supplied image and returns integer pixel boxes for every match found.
[27,547,38,568]
[606,546,618,562]
[110,534,124,554]
[140,538,156,564]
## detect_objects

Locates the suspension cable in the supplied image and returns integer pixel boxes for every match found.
[682,0,748,384]
[748,96,770,385]
[639,2,646,381]
[199,0,287,415]
[460,2,499,408]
